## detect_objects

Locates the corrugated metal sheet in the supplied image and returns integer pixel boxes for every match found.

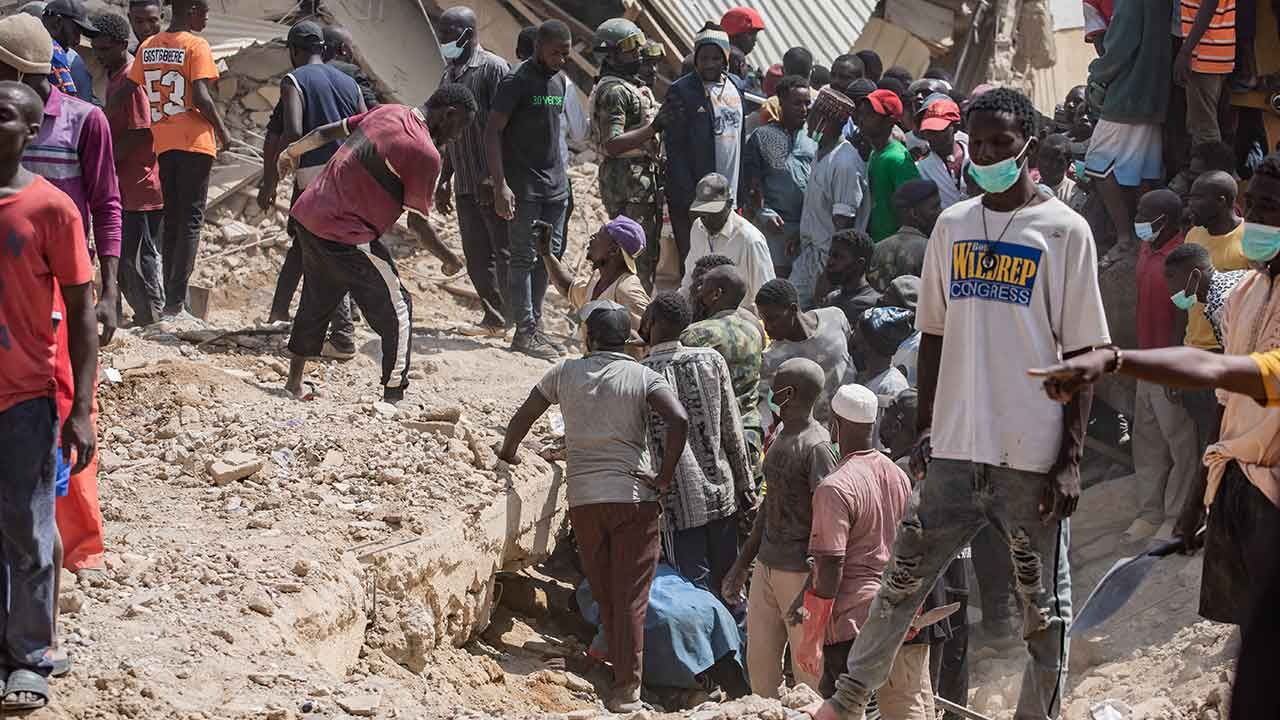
[643,0,876,69]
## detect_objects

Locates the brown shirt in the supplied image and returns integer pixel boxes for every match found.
[758,420,838,572]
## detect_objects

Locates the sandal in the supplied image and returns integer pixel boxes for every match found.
[2,669,50,711]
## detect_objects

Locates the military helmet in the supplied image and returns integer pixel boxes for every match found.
[642,40,665,62]
[593,17,645,55]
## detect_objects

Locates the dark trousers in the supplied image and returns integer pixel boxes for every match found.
[270,183,354,350]
[455,192,510,328]
[157,150,214,314]
[672,515,740,602]
[118,209,166,325]
[1200,462,1280,625]
[0,398,58,676]
[508,195,568,334]
[930,558,971,720]
[971,523,1018,637]
[288,225,414,393]
[570,501,661,691]
[668,201,695,282]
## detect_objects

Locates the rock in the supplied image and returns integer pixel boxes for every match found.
[402,420,458,438]
[381,605,437,673]
[780,683,822,709]
[59,590,86,615]
[292,559,313,577]
[257,84,281,106]
[124,604,152,618]
[240,90,274,112]
[247,592,275,617]
[179,404,200,426]
[421,405,463,423]
[372,402,398,418]
[156,417,181,440]
[220,221,259,245]
[378,467,406,484]
[249,673,277,687]
[250,110,274,127]
[321,450,345,469]
[1131,698,1178,719]
[217,75,239,102]
[209,451,263,485]
[228,44,291,82]
[562,671,592,693]
[211,628,234,643]
[60,567,78,590]
[336,694,381,717]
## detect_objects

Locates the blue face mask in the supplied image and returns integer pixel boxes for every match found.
[1134,215,1164,242]
[441,38,467,61]
[968,140,1030,194]
[1242,222,1280,263]
[1171,269,1201,310]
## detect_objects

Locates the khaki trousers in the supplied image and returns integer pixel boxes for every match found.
[746,562,819,697]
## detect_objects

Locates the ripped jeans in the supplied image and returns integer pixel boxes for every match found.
[833,459,1072,720]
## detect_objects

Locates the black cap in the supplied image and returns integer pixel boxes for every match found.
[287,20,325,50]
[44,0,97,37]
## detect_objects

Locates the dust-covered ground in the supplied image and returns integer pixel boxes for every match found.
[29,53,1238,720]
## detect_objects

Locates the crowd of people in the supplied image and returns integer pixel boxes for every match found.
[1,0,1279,716]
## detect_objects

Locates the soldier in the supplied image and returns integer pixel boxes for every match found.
[588,18,673,291]
[638,40,664,90]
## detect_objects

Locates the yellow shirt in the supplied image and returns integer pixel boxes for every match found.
[1184,223,1248,349]
[1253,349,1280,407]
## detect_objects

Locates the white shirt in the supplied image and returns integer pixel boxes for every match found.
[800,140,868,251]
[865,365,910,451]
[560,78,590,165]
[682,211,775,312]
[706,79,744,200]
[916,193,1111,472]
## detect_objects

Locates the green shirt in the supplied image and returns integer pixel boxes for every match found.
[867,140,921,242]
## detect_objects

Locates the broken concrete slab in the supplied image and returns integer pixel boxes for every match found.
[322,0,445,106]
[209,451,263,485]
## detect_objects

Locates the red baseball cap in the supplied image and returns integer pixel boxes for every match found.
[864,89,904,120]
[919,98,961,131]
[721,7,765,35]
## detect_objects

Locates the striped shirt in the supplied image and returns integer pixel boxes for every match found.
[22,87,123,258]
[439,46,508,197]
[1181,0,1237,74]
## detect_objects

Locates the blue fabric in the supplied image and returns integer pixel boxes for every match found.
[287,63,363,169]
[662,72,747,209]
[577,564,743,689]
[66,48,96,105]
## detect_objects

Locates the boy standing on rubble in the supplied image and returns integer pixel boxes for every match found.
[127,0,232,319]
[276,85,471,402]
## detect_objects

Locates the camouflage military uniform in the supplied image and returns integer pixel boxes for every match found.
[682,307,766,475]
[590,75,663,289]
[867,226,929,292]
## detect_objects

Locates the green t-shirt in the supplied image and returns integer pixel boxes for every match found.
[867,140,921,242]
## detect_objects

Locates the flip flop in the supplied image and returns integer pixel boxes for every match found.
[2,669,50,711]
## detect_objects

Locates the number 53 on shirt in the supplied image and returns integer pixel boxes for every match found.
[129,32,221,158]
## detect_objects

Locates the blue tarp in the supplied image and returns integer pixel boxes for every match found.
[577,564,745,689]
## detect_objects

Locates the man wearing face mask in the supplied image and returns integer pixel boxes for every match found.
[1184,171,1249,352]
[589,19,669,292]
[1030,152,1280,644]
[1165,243,1247,353]
[815,88,1110,720]
[1123,189,1200,541]
[433,6,512,338]
[682,172,774,314]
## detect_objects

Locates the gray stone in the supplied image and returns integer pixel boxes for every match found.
[209,451,263,485]
[336,694,381,717]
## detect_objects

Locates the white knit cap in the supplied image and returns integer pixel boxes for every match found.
[831,384,878,424]
[0,14,53,75]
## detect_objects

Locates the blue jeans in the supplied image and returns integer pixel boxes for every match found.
[835,459,1072,720]
[507,195,568,334]
[0,398,58,676]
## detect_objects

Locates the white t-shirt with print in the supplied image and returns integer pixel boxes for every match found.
[916,192,1110,473]
[705,79,744,199]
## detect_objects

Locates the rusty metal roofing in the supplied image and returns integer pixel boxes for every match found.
[641,0,876,69]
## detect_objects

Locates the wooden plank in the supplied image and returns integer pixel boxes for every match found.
[504,0,598,82]
[852,18,933,77]
[519,0,595,42]
[622,0,686,76]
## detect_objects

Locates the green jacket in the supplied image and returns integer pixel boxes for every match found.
[1087,0,1173,125]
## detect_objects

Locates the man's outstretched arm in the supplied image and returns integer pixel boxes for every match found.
[1031,346,1269,405]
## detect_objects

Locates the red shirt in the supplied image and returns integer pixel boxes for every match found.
[0,176,92,414]
[1136,233,1184,349]
[105,58,163,212]
[292,104,439,245]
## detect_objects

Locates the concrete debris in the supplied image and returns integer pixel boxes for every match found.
[209,450,264,485]
[336,693,382,717]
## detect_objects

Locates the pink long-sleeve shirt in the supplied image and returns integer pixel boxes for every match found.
[23,86,122,258]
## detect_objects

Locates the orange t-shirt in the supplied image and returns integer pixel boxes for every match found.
[128,31,219,157]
